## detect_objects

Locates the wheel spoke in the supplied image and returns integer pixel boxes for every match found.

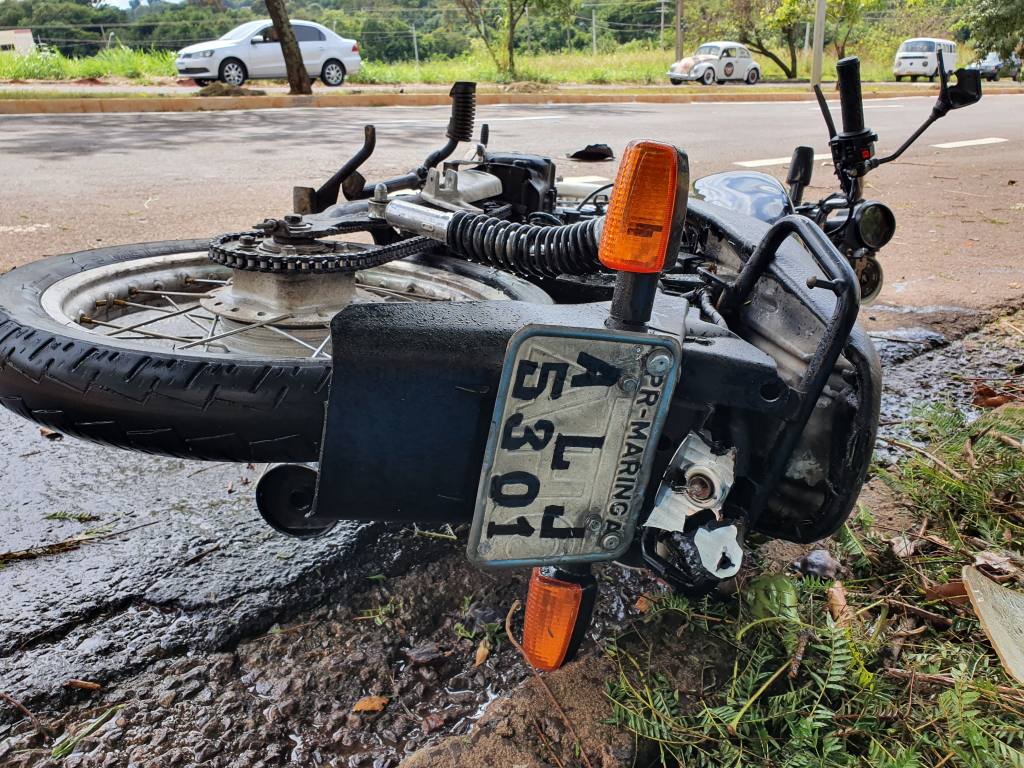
[264,323,329,356]
[83,316,201,344]
[103,302,204,337]
[176,314,292,350]
[311,334,332,360]
[164,296,216,336]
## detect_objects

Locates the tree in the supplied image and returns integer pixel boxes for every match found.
[730,0,809,79]
[964,0,1024,57]
[264,0,311,95]
[827,0,884,59]
[454,0,576,78]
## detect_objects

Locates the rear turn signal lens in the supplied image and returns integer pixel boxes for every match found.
[522,567,583,671]
[599,140,679,273]
[352,42,360,53]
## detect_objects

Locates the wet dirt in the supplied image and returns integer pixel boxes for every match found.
[0,530,670,767]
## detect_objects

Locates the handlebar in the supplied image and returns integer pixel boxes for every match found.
[836,57,866,135]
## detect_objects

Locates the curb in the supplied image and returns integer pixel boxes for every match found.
[2,86,1022,115]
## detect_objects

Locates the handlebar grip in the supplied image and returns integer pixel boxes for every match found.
[836,57,865,135]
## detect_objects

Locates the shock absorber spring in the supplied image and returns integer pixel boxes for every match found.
[447,210,603,278]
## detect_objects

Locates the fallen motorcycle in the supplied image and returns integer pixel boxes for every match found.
[0,58,980,671]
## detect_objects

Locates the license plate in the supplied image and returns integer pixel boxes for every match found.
[468,325,680,567]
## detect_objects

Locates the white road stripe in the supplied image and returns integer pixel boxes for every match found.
[734,153,831,168]
[931,137,1007,149]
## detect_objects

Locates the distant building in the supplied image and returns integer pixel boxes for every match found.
[0,29,36,55]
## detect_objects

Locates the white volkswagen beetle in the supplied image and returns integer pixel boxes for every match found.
[668,41,761,85]
[175,19,361,88]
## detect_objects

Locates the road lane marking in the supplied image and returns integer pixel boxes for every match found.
[734,153,831,168]
[931,137,1007,149]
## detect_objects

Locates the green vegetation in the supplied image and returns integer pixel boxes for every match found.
[0,0,1000,84]
[0,45,915,85]
[354,46,903,84]
[607,402,1024,767]
[0,47,174,81]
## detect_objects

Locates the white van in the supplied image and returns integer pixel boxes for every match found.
[893,38,957,81]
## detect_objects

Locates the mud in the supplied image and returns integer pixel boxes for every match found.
[1,531,667,767]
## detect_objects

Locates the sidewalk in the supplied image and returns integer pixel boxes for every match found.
[2,78,1021,114]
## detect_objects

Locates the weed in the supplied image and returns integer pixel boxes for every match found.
[606,403,1024,767]
[44,511,100,523]
[356,596,402,627]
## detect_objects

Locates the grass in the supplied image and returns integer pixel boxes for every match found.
[0,45,929,87]
[606,402,1024,767]
[0,47,175,81]
[353,48,904,86]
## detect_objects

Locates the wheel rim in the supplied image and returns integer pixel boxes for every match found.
[324,63,344,85]
[39,251,519,360]
[223,63,244,85]
[703,71,714,84]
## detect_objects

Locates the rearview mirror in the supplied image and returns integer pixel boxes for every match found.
[935,67,982,115]
[251,37,261,45]
[786,145,815,204]
[870,65,983,168]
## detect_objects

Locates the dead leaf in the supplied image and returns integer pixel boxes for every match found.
[974,550,1021,579]
[827,581,853,626]
[889,535,916,559]
[39,427,63,441]
[635,594,654,614]
[352,695,388,713]
[63,679,102,691]
[924,580,970,607]
[474,636,491,667]
[973,384,1014,408]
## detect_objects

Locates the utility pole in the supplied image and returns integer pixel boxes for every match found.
[810,0,826,85]
[659,0,665,42]
[674,0,683,60]
[591,8,597,56]
[412,23,419,66]
[525,5,532,53]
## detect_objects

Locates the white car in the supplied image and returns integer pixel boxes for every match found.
[175,20,361,88]
[668,41,761,85]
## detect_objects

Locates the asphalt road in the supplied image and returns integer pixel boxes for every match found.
[0,94,1021,714]
[1,93,1022,310]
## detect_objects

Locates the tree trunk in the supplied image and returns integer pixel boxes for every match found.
[265,0,311,96]
[504,0,519,79]
[746,37,797,79]
[786,28,797,79]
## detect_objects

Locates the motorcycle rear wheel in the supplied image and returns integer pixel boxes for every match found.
[0,240,549,462]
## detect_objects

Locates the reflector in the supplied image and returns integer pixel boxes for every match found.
[599,140,680,273]
[522,567,583,671]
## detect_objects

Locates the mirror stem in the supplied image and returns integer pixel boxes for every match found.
[870,112,939,168]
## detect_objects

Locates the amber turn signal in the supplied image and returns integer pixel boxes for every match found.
[522,567,584,671]
[598,140,680,274]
